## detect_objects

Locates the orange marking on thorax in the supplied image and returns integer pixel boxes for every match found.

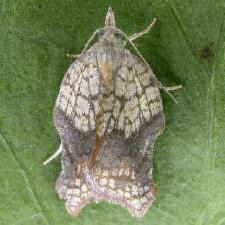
[90,62,112,167]
[102,62,112,84]
[91,98,104,167]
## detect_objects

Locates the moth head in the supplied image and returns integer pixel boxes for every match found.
[98,27,125,46]
[98,7,125,46]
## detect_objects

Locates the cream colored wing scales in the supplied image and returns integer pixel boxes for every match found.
[114,50,163,138]
[55,49,162,138]
[90,165,156,218]
[133,53,163,117]
[55,51,104,133]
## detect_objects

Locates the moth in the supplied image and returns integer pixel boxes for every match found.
[44,7,181,218]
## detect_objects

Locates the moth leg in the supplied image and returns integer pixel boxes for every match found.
[43,143,62,165]
[66,29,99,59]
[66,53,80,59]
[158,82,182,104]
[165,85,182,91]
[128,18,156,42]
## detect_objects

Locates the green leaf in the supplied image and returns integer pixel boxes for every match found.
[0,1,225,225]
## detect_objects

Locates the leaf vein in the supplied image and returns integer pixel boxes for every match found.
[0,132,51,225]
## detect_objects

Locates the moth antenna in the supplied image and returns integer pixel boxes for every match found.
[105,7,116,27]
[120,31,150,68]
[79,29,99,57]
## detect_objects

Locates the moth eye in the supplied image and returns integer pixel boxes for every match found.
[98,29,105,37]
[114,31,121,37]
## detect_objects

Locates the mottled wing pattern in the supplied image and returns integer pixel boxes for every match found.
[113,49,163,138]
[88,110,164,217]
[95,48,163,138]
[55,47,103,133]
[54,47,165,217]
[88,164,156,217]
[55,122,163,218]
[56,47,163,139]
[86,50,164,216]
[56,163,94,216]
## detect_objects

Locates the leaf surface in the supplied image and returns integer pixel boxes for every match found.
[0,1,225,224]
